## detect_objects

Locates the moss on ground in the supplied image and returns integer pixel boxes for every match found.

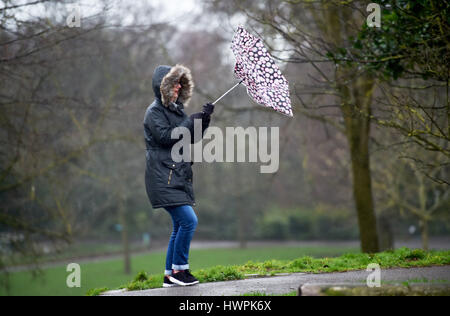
[324,285,450,296]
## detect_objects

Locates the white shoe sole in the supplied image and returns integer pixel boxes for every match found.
[163,283,178,288]
[169,276,199,286]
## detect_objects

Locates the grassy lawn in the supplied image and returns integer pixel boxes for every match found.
[0,245,358,296]
[113,248,450,296]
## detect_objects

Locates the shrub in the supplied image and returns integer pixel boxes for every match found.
[256,205,359,240]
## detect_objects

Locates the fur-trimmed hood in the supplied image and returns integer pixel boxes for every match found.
[152,64,194,108]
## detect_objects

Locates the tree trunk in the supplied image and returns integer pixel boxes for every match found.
[119,194,131,274]
[339,74,380,253]
[236,195,247,249]
[311,2,380,253]
[378,214,394,251]
[416,171,430,251]
[419,219,429,251]
[350,139,379,253]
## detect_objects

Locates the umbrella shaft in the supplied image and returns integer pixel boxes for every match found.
[212,80,243,105]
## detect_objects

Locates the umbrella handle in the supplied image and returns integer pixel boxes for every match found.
[212,80,244,105]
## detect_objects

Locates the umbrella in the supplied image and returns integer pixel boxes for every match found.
[212,26,293,118]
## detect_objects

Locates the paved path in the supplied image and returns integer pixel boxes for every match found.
[102,265,450,296]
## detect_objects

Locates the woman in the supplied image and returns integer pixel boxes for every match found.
[143,64,214,287]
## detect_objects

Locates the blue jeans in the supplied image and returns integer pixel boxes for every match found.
[164,205,198,275]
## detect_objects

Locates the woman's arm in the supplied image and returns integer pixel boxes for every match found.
[189,112,211,144]
[148,106,194,147]
[192,103,214,143]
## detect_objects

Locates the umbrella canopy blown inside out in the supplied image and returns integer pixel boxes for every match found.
[213,26,293,118]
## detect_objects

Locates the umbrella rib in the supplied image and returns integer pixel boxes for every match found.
[212,80,244,105]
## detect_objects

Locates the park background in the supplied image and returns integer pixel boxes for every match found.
[0,0,449,295]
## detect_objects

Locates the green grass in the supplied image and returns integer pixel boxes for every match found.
[111,247,450,296]
[4,242,140,267]
[323,284,450,296]
[0,245,357,296]
[2,246,448,296]
[378,278,449,286]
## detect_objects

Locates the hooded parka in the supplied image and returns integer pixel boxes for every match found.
[144,64,208,209]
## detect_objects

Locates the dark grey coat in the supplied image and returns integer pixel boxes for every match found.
[144,64,208,209]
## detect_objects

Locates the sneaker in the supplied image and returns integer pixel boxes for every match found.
[163,275,178,288]
[184,270,199,284]
[169,270,199,286]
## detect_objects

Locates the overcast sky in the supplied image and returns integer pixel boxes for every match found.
[8,0,202,27]
[8,0,244,36]
[108,0,202,26]
[7,0,290,66]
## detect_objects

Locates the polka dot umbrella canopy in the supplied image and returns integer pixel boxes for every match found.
[231,26,293,117]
